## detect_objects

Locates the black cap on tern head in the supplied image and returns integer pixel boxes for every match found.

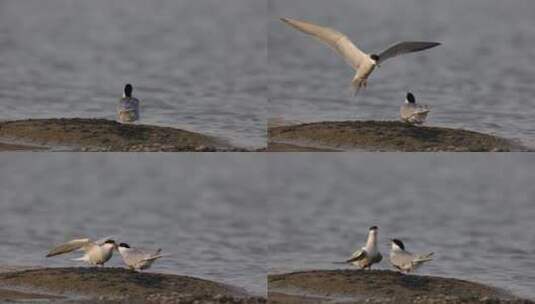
[370,54,380,61]
[406,92,415,104]
[104,239,116,244]
[369,226,378,231]
[124,84,133,97]
[391,239,405,250]
[119,243,130,248]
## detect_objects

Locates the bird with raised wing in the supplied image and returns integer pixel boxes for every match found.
[280,17,441,95]
[46,236,117,267]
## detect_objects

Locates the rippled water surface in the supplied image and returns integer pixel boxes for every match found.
[0,155,267,295]
[267,155,535,299]
[0,0,266,149]
[269,0,535,148]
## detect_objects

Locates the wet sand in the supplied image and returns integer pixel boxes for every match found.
[269,121,523,152]
[0,118,248,152]
[0,267,265,304]
[268,270,533,304]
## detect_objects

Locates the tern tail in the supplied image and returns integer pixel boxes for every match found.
[142,253,172,262]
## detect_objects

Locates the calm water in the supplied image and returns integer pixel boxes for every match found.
[0,0,266,149]
[0,155,267,295]
[269,0,535,148]
[267,155,535,299]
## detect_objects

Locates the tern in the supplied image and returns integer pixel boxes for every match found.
[280,17,441,95]
[345,226,382,269]
[117,83,140,123]
[46,236,117,267]
[117,243,170,271]
[400,92,430,125]
[389,239,434,273]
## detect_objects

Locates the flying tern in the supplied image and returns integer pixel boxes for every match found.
[280,17,441,95]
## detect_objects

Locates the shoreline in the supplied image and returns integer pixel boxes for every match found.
[0,118,250,152]
[0,267,266,303]
[268,269,534,304]
[269,120,526,152]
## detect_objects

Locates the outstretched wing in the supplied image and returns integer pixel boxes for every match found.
[377,41,441,63]
[46,238,92,257]
[280,17,367,70]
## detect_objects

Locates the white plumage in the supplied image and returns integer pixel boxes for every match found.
[280,17,441,95]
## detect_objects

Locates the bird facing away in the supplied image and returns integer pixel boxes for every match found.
[389,239,434,273]
[345,226,383,269]
[400,92,430,125]
[280,17,441,95]
[117,83,140,123]
[46,237,117,267]
[117,243,170,271]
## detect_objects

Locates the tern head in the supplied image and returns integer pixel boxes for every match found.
[119,243,131,249]
[103,239,117,250]
[406,92,416,104]
[370,54,380,66]
[124,84,133,98]
[368,226,379,238]
[391,239,405,251]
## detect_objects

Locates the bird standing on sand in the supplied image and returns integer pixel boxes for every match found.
[117,83,140,123]
[280,17,441,95]
[345,226,383,269]
[46,237,117,267]
[117,243,170,271]
[400,92,430,125]
[389,239,434,273]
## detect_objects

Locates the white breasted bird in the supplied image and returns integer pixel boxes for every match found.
[280,17,441,95]
[400,92,430,125]
[117,243,170,271]
[46,237,117,267]
[345,226,382,269]
[389,239,434,273]
[117,83,140,123]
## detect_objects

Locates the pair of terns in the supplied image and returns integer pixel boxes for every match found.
[280,17,438,125]
[46,236,170,271]
[345,226,434,273]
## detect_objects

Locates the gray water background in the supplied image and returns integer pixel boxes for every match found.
[267,155,535,299]
[0,155,267,295]
[269,0,535,148]
[0,0,266,149]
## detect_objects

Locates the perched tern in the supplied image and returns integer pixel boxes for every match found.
[46,236,117,267]
[117,243,170,271]
[280,17,441,95]
[117,83,140,123]
[345,226,382,269]
[389,239,434,273]
[400,92,430,125]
